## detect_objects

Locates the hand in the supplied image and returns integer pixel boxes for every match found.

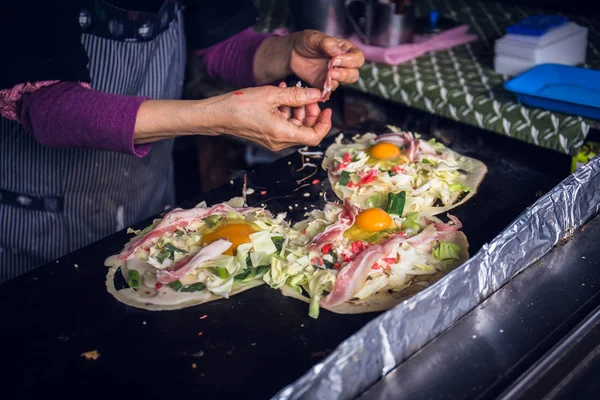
[289,30,365,93]
[203,85,332,151]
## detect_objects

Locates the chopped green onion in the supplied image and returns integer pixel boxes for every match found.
[255,265,270,276]
[164,243,184,253]
[422,158,431,164]
[386,191,406,216]
[204,215,222,228]
[179,282,206,292]
[156,249,171,262]
[127,270,140,289]
[234,268,254,282]
[339,171,351,186]
[167,280,183,291]
[271,236,285,253]
[175,230,185,237]
[215,267,228,279]
[246,252,253,268]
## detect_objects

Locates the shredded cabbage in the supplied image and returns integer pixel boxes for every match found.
[432,241,461,261]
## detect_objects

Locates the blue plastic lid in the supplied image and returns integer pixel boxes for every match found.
[506,15,568,36]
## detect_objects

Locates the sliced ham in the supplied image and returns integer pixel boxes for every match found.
[320,244,384,307]
[408,214,462,248]
[308,199,359,250]
[418,140,439,157]
[156,239,232,284]
[119,204,260,261]
[320,59,333,101]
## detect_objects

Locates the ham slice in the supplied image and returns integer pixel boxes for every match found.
[408,214,462,248]
[119,204,260,261]
[320,59,333,101]
[156,239,232,284]
[308,199,359,250]
[320,244,384,307]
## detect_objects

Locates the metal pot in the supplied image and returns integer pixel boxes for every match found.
[288,0,352,38]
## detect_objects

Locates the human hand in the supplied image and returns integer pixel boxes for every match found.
[289,30,365,95]
[205,85,332,151]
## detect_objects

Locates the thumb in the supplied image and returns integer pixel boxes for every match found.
[276,87,322,107]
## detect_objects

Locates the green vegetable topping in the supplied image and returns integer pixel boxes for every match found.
[179,282,206,292]
[271,236,285,253]
[386,191,406,216]
[432,241,461,261]
[127,270,140,289]
[215,267,228,279]
[365,193,387,209]
[167,280,183,291]
[422,158,431,164]
[449,183,472,193]
[339,171,351,186]
[401,213,421,235]
[204,214,222,228]
[309,294,321,319]
[175,230,185,237]
[156,249,172,263]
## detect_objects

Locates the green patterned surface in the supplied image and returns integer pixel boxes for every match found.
[255,0,600,155]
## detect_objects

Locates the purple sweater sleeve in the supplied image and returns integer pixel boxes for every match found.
[195,27,272,88]
[19,82,151,157]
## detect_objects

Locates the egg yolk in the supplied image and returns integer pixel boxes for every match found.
[369,143,402,160]
[202,223,256,256]
[355,208,393,232]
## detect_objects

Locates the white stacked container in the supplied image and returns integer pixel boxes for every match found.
[494,22,588,76]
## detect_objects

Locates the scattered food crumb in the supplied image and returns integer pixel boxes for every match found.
[74,264,79,268]
[197,332,203,337]
[303,193,310,197]
[582,283,586,286]
[301,324,304,327]
[56,260,59,263]
[191,363,197,369]
[500,329,504,333]
[81,350,100,360]
[244,188,255,195]
[260,191,267,195]
[319,192,324,197]
[294,203,298,207]
[304,207,307,210]
[200,314,208,320]
[305,158,310,162]
[582,256,586,259]
[261,203,265,207]
[250,343,256,347]
[311,205,316,208]
[472,335,477,339]
[288,206,293,210]
[143,321,147,325]
[229,180,234,185]
[311,179,320,185]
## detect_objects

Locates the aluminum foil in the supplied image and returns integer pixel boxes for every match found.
[272,155,600,400]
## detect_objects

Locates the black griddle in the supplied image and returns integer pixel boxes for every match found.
[0,122,569,399]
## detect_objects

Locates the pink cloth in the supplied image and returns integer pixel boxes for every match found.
[195,27,272,88]
[350,25,477,65]
[0,81,91,120]
[20,82,150,157]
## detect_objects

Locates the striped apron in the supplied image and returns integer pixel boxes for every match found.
[0,0,186,283]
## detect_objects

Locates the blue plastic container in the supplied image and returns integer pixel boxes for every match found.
[506,15,568,36]
[504,64,600,120]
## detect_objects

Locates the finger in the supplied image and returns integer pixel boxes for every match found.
[296,108,332,146]
[320,36,345,57]
[277,81,291,117]
[303,103,321,127]
[330,47,365,69]
[293,105,306,123]
[275,86,322,107]
[329,68,360,84]
[289,118,303,126]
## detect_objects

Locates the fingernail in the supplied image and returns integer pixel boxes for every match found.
[330,70,340,79]
[306,89,321,101]
[332,57,342,67]
[331,45,343,55]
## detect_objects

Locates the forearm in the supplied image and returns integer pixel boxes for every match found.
[133,97,223,144]
[253,34,294,85]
